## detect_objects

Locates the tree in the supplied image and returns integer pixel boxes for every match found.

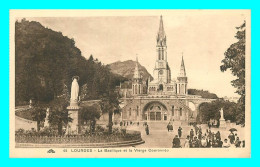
[100,90,120,134]
[188,89,218,99]
[80,105,101,133]
[15,19,124,106]
[31,103,46,131]
[79,83,88,101]
[48,84,71,136]
[220,21,245,124]
[199,99,238,123]
[89,55,94,61]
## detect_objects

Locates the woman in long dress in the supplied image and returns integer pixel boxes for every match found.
[184,135,190,148]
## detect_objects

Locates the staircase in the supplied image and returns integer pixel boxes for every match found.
[146,121,169,130]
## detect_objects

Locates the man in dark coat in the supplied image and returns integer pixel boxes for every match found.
[178,127,182,138]
[167,122,171,132]
[216,131,221,141]
[190,129,194,141]
[172,135,181,148]
[198,129,202,140]
[235,137,241,148]
[145,125,149,135]
[228,132,235,144]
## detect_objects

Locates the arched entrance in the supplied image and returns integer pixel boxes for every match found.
[143,101,168,121]
[159,84,163,91]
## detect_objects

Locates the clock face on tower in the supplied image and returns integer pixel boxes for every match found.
[159,70,164,75]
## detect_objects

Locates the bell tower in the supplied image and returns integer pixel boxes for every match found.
[153,16,171,84]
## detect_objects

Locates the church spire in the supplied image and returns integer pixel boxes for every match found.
[179,54,186,77]
[134,56,140,79]
[159,15,165,37]
[157,15,166,46]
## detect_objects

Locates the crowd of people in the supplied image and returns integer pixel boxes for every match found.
[118,121,245,148]
[172,124,245,148]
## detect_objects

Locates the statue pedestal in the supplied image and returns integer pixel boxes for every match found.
[219,119,226,128]
[66,105,80,135]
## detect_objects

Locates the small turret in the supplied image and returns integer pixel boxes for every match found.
[132,56,143,95]
[133,57,141,79]
[179,55,186,77]
[177,55,188,95]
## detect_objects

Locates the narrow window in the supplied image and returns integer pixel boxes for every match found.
[162,50,164,60]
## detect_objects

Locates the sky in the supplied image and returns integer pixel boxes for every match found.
[24,10,248,98]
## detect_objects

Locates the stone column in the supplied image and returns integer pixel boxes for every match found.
[112,112,115,121]
[120,111,123,121]
[66,105,80,135]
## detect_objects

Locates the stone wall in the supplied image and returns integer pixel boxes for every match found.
[121,96,214,123]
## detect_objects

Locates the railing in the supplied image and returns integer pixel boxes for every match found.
[15,131,141,144]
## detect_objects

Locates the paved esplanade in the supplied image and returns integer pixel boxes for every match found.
[125,122,245,148]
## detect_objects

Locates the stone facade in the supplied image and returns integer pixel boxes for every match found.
[119,16,213,123]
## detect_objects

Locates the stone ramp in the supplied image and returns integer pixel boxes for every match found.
[145,121,189,130]
[146,121,169,130]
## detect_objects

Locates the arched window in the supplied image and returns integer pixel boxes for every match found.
[180,108,182,116]
[137,106,139,116]
[162,50,164,60]
[150,106,154,110]
[172,106,174,116]
[159,49,161,60]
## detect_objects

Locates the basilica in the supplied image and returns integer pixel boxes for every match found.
[119,16,212,124]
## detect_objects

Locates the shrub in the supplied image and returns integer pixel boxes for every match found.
[121,128,126,135]
[96,125,105,132]
[112,127,120,134]
[39,127,58,136]
[15,128,25,135]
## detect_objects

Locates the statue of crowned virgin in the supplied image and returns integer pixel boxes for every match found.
[70,76,79,106]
